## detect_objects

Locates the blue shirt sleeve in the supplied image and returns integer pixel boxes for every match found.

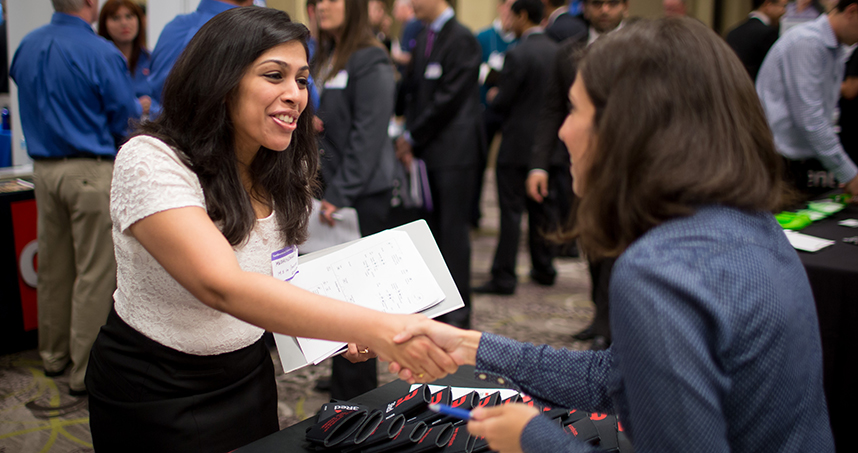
[475,333,614,412]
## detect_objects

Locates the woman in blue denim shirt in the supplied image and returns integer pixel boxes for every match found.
[392,17,835,453]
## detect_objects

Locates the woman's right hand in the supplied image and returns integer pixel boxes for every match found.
[386,317,482,381]
[368,314,461,384]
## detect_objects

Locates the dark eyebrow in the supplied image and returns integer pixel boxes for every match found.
[259,60,310,73]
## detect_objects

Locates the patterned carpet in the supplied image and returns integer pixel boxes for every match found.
[0,171,595,452]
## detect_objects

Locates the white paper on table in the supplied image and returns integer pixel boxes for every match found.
[783,230,835,252]
[838,218,858,228]
[299,199,361,254]
[292,229,446,365]
[409,384,520,401]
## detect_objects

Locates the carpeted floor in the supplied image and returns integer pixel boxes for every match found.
[0,171,595,452]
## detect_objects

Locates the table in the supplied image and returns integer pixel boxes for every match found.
[235,366,501,453]
[0,177,37,355]
[796,203,858,453]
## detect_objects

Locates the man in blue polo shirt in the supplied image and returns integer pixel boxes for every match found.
[148,0,253,103]
[10,0,144,397]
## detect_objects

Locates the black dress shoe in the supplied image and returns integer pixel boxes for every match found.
[529,270,556,286]
[473,281,515,295]
[572,326,596,341]
[589,336,611,351]
[44,362,70,378]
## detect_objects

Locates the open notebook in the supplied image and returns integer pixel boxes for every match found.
[273,220,465,373]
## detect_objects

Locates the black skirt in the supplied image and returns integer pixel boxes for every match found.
[85,308,279,452]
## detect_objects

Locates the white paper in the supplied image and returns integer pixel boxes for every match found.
[273,220,464,374]
[299,199,361,254]
[292,230,446,364]
[838,218,858,228]
[783,230,835,252]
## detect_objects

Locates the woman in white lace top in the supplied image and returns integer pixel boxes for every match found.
[84,8,454,452]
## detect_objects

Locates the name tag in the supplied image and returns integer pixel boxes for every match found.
[424,63,443,80]
[487,51,505,71]
[325,70,349,89]
[271,246,298,282]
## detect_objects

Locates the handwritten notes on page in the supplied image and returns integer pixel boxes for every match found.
[291,229,445,365]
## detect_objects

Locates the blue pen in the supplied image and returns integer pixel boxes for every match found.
[428,403,472,421]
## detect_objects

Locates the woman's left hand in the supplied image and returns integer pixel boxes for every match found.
[467,404,540,453]
[342,343,377,363]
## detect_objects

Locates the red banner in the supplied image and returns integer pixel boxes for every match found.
[10,199,37,331]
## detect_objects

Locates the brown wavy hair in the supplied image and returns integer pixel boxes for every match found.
[569,17,793,259]
[97,0,147,74]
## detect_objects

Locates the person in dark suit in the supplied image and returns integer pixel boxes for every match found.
[395,0,483,329]
[474,0,558,295]
[725,0,787,81]
[544,0,587,42]
[314,0,398,401]
[527,0,629,350]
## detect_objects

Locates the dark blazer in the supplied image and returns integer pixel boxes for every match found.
[398,17,483,170]
[545,11,587,43]
[530,33,587,171]
[317,46,396,208]
[725,17,779,82]
[491,32,559,167]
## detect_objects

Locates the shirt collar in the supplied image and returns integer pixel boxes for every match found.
[428,7,454,33]
[521,26,544,40]
[816,13,839,49]
[51,12,95,32]
[587,21,624,46]
[749,11,771,27]
[547,7,566,27]
[198,0,241,15]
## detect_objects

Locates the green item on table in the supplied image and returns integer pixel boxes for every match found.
[829,193,853,204]
[795,209,827,222]
[776,212,812,230]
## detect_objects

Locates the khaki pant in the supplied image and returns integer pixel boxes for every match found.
[33,158,116,392]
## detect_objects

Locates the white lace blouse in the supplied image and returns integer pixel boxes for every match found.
[111,135,288,355]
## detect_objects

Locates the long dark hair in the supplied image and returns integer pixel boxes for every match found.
[570,18,792,259]
[97,0,148,74]
[316,0,383,80]
[135,7,319,247]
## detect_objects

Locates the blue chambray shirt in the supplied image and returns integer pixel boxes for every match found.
[147,0,238,103]
[10,13,142,159]
[757,14,858,184]
[476,206,834,452]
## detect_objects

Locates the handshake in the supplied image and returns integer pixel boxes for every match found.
[342,315,481,385]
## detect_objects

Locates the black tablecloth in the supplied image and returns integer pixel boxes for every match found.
[236,366,498,453]
[796,203,858,453]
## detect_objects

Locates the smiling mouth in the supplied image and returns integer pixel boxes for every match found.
[276,114,297,125]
